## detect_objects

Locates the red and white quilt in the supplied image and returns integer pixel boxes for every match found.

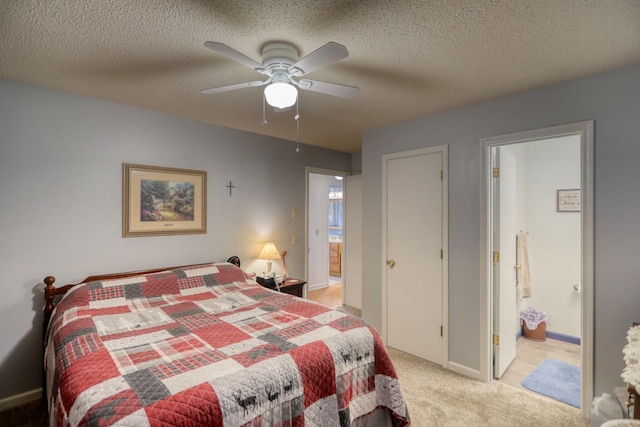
[45,262,410,426]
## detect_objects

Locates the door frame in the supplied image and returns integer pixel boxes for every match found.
[479,121,594,418]
[381,145,449,367]
[305,166,349,301]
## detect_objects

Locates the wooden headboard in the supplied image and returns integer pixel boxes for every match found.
[42,262,211,341]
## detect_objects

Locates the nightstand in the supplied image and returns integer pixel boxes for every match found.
[277,278,306,298]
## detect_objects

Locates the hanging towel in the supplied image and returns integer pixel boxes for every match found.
[516,231,532,298]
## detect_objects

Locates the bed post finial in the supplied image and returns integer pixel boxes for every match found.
[44,276,57,334]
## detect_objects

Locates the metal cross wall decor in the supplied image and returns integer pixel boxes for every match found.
[226,180,235,196]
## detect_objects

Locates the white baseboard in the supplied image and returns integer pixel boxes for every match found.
[0,388,42,412]
[307,282,328,291]
[447,361,483,381]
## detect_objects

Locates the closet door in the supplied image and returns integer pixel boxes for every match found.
[383,146,447,365]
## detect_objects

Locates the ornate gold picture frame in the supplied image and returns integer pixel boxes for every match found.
[123,163,207,237]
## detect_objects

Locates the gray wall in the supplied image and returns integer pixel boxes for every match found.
[0,78,351,400]
[361,65,640,396]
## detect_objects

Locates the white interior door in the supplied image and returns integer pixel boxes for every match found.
[344,175,362,309]
[493,147,518,378]
[384,147,446,364]
[307,173,329,289]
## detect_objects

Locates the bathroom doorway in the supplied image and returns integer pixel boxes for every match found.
[481,121,594,417]
[492,137,581,389]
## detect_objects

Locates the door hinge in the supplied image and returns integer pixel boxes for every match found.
[493,167,500,178]
[493,334,499,346]
[440,249,443,259]
[493,251,500,263]
[441,325,443,337]
[441,170,443,180]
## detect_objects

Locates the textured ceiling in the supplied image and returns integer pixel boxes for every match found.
[2,0,639,153]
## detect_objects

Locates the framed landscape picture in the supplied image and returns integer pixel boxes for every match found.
[123,163,207,237]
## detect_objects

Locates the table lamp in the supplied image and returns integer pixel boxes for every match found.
[258,242,281,276]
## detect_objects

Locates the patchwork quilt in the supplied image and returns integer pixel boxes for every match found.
[45,262,410,426]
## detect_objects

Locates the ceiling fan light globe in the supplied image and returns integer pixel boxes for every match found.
[264,82,298,109]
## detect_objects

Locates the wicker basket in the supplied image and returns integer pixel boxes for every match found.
[523,321,546,341]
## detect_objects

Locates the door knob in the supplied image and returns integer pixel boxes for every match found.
[387,259,396,269]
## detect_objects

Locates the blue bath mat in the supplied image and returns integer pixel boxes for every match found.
[521,359,580,407]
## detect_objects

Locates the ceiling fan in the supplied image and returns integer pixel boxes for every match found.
[200,41,359,109]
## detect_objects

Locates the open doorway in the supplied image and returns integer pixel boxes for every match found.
[481,121,594,418]
[492,137,581,388]
[306,169,347,308]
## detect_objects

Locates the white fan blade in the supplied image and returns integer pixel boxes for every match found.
[204,42,268,74]
[200,80,267,95]
[288,42,349,76]
[298,79,359,99]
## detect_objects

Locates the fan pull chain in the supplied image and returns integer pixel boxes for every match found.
[295,99,300,153]
[261,92,267,125]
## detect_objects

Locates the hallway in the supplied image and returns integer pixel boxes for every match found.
[307,279,342,308]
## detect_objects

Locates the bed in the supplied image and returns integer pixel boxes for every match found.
[43,261,410,426]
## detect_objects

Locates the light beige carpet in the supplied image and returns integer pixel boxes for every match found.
[387,347,589,427]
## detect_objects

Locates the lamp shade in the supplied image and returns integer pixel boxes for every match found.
[258,242,281,260]
[264,82,298,109]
